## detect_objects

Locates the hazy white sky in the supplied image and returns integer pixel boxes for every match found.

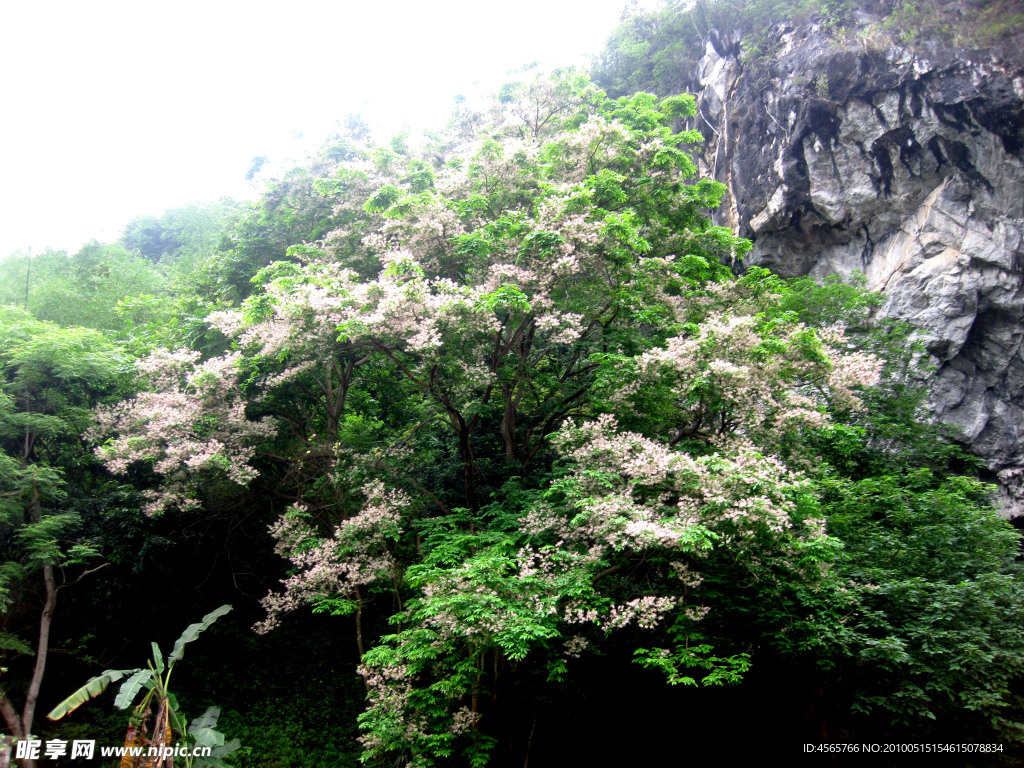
[0,0,655,257]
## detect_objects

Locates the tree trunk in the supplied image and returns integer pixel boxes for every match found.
[0,692,24,768]
[17,482,53,768]
[501,386,517,463]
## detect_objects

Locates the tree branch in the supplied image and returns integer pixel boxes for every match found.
[57,562,110,593]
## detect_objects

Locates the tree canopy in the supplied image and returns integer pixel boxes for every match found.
[78,71,1024,766]
[0,60,1021,768]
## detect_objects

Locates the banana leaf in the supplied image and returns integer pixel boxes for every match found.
[114,669,155,710]
[151,641,164,674]
[169,604,232,664]
[194,757,234,768]
[214,739,241,757]
[47,668,137,720]
[169,704,189,738]
[188,706,221,731]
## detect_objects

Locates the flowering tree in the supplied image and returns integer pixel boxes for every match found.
[89,348,275,516]
[89,71,1024,763]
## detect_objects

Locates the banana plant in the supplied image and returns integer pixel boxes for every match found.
[47,604,238,768]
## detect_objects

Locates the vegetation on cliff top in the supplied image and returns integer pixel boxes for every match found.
[593,0,1024,98]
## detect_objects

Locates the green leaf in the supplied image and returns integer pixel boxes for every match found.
[114,669,155,710]
[151,642,164,674]
[364,185,402,213]
[191,728,225,749]
[189,706,221,731]
[193,757,234,768]
[212,739,241,757]
[47,668,136,720]
[169,604,232,664]
[169,706,189,737]
[0,632,32,656]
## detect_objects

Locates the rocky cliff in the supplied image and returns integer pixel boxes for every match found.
[685,22,1024,515]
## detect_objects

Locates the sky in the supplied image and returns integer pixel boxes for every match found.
[0,0,657,258]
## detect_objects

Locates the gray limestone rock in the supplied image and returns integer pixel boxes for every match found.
[686,23,1024,514]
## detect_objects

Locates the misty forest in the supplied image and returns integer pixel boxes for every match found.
[2,1,1024,766]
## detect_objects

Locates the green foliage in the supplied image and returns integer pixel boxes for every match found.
[0,307,129,607]
[113,291,230,356]
[0,245,165,332]
[634,635,752,687]
[219,713,359,768]
[809,463,1024,736]
[753,273,1024,738]
[814,72,830,98]
[0,307,130,443]
[364,185,402,214]
[122,202,238,267]
[883,0,1024,48]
